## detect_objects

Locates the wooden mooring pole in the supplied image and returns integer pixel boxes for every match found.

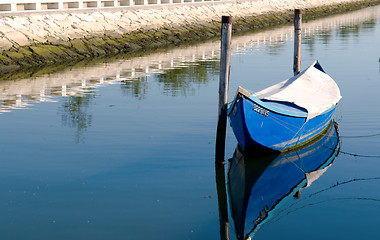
[215,16,232,163]
[215,17,232,240]
[293,9,302,76]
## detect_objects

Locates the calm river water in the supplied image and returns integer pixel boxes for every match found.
[1,6,380,240]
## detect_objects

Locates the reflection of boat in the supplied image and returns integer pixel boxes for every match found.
[228,122,340,240]
[227,61,341,152]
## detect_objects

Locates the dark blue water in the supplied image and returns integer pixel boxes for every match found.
[0,6,380,240]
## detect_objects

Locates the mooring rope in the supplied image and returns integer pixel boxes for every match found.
[269,197,380,224]
[321,144,380,158]
[307,177,380,198]
[340,133,380,138]
[266,176,380,225]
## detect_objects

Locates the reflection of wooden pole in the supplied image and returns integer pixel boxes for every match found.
[293,9,302,76]
[215,162,230,240]
[216,16,232,162]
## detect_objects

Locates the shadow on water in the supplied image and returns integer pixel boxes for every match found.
[215,122,340,240]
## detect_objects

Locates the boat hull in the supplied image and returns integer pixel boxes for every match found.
[228,93,336,152]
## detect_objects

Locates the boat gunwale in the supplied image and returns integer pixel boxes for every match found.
[228,87,308,119]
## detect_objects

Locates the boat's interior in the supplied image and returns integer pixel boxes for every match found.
[234,85,308,118]
[261,99,308,115]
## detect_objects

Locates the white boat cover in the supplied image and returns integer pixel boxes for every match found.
[253,61,342,121]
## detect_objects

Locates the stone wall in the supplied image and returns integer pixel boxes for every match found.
[0,0,379,74]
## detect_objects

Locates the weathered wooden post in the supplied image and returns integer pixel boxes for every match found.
[293,9,302,76]
[215,16,232,163]
[215,17,232,240]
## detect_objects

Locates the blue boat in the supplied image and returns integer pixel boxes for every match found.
[228,122,340,240]
[228,61,341,152]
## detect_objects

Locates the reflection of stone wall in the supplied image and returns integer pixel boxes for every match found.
[0,5,379,113]
[1,0,380,73]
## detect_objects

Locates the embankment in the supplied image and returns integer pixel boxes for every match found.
[0,0,380,75]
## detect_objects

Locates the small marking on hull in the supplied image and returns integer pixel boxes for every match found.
[253,104,269,117]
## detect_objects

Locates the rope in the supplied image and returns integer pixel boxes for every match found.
[280,121,307,149]
[266,114,300,134]
[268,113,305,130]
[266,177,380,225]
[341,133,380,138]
[286,151,307,174]
[308,177,380,198]
[245,99,311,150]
[321,143,380,158]
[329,149,380,158]
[269,197,380,224]
[241,96,330,149]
